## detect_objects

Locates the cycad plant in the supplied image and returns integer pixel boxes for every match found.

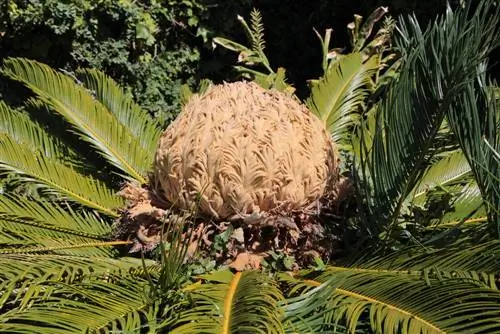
[0,1,499,333]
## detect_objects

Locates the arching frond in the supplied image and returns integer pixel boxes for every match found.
[0,194,118,257]
[0,101,77,163]
[282,239,500,332]
[0,205,192,333]
[280,274,354,334]
[76,68,162,154]
[171,270,284,333]
[0,195,111,237]
[0,255,158,320]
[356,240,500,289]
[357,0,499,237]
[306,52,378,147]
[0,254,157,286]
[446,74,500,233]
[0,135,123,216]
[1,58,154,183]
[283,270,500,334]
[409,150,472,204]
[0,277,155,334]
[0,239,127,257]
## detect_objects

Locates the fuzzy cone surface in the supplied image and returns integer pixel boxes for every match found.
[119,82,342,269]
[154,81,338,219]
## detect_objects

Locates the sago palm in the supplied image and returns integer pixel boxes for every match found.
[0,1,499,333]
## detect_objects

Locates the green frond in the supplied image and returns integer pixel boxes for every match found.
[410,150,472,204]
[0,195,124,255]
[281,240,500,331]
[0,277,154,333]
[0,255,158,322]
[357,0,499,237]
[0,232,111,254]
[280,274,353,334]
[357,240,500,289]
[0,240,129,255]
[429,182,486,226]
[445,73,500,232]
[76,68,162,155]
[0,254,156,284]
[0,195,111,237]
[171,270,284,334]
[1,58,153,183]
[0,134,123,216]
[283,270,500,334]
[307,52,378,147]
[0,101,77,163]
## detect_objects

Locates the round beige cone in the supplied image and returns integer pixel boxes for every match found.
[154,81,338,220]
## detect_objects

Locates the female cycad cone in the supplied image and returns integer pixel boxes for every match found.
[119,81,342,270]
[153,81,339,220]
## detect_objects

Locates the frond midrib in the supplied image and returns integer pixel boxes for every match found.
[303,277,445,333]
[2,160,118,217]
[221,272,242,333]
[41,93,147,184]
[0,134,122,216]
[2,59,152,184]
[0,240,131,254]
[0,216,105,239]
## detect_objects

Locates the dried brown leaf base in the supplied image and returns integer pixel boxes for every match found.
[113,181,349,271]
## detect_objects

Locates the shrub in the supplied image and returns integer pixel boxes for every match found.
[0,0,207,124]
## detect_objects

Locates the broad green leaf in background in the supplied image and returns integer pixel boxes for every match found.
[307,52,378,148]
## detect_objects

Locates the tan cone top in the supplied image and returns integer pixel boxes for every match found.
[154,81,338,220]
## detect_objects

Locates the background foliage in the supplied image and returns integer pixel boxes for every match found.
[0,0,207,124]
[0,0,499,332]
[3,0,492,126]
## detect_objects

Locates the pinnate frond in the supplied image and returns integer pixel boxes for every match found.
[283,269,500,333]
[357,0,499,236]
[1,58,153,183]
[0,195,111,238]
[171,270,284,333]
[357,240,500,289]
[76,68,162,155]
[0,134,123,216]
[281,238,500,332]
[0,101,77,162]
[0,277,154,333]
[445,73,500,232]
[0,194,119,257]
[0,254,159,332]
